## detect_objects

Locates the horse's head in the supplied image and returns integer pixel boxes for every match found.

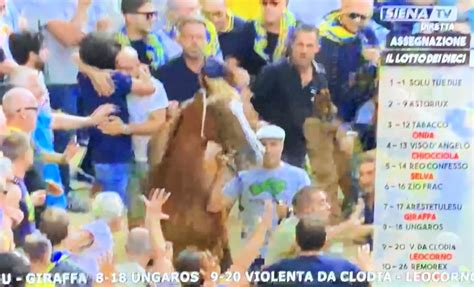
[198,78,263,170]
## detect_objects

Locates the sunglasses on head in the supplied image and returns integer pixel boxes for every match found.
[262,0,279,7]
[348,12,368,21]
[134,11,158,20]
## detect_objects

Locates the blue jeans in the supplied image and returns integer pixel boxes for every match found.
[48,85,79,194]
[94,163,131,207]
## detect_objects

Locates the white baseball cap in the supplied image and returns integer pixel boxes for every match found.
[256,125,285,141]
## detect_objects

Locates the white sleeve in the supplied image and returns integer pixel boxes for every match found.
[147,78,169,115]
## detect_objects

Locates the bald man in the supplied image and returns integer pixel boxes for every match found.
[201,0,246,58]
[115,227,152,287]
[2,87,39,133]
[317,0,379,123]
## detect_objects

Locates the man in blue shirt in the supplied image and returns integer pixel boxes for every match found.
[77,32,155,205]
[154,16,206,102]
[261,215,369,287]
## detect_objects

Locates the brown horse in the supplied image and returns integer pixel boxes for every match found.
[147,78,262,266]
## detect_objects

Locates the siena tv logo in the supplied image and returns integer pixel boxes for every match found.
[380,6,457,22]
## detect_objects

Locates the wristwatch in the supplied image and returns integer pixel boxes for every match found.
[122,124,132,135]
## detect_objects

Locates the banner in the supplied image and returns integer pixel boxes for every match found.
[374,32,474,286]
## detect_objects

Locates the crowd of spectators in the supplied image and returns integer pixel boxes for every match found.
[0,0,473,286]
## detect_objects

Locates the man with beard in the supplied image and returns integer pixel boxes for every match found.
[117,0,170,71]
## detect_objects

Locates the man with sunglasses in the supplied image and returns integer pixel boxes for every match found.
[317,0,380,124]
[201,0,246,59]
[118,0,170,72]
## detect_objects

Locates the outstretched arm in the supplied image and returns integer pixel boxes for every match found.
[50,104,116,130]
[143,189,175,273]
[229,200,273,274]
[98,109,166,136]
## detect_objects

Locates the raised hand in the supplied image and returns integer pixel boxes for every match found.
[200,250,221,282]
[97,251,115,286]
[142,188,170,220]
[355,244,373,272]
